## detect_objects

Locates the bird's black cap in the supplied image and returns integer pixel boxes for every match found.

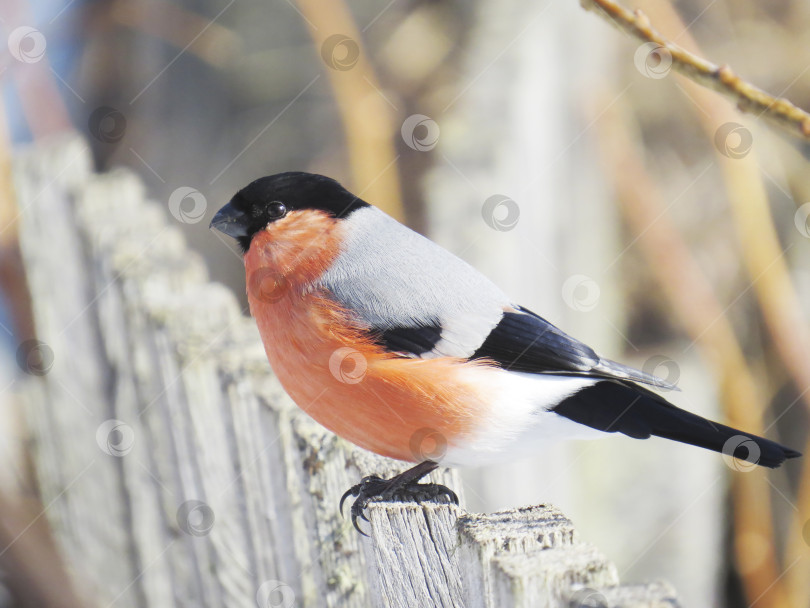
[210,172,369,252]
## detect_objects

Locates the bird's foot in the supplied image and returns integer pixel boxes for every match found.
[339,461,458,535]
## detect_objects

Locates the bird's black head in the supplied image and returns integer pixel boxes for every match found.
[210,172,369,252]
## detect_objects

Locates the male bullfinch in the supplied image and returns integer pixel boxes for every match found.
[211,172,800,532]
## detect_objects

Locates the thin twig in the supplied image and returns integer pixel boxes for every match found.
[580,0,810,140]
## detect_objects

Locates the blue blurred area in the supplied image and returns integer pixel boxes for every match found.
[3,82,32,143]
[2,0,87,369]
[2,0,85,143]
[0,292,15,359]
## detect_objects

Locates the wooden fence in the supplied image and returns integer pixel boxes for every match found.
[12,134,680,607]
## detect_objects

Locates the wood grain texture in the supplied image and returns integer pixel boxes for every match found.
[367,502,464,608]
[13,135,679,607]
[458,505,579,608]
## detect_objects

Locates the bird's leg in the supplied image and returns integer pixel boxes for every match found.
[340,460,459,535]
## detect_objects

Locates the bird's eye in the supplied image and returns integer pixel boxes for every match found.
[266,201,287,219]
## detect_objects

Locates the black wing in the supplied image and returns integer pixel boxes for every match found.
[377,323,443,356]
[365,306,596,369]
[470,307,678,389]
[366,305,676,389]
[469,306,599,373]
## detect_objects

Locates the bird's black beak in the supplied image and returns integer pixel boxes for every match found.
[210,202,249,238]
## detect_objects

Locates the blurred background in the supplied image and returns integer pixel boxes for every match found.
[1,0,809,606]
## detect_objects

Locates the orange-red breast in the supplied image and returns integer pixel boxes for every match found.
[211,172,800,530]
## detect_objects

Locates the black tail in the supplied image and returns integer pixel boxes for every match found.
[553,381,801,468]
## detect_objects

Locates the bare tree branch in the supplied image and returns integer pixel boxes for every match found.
[581,0,810,140]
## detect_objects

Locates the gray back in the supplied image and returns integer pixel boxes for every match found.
[317,207,510,356]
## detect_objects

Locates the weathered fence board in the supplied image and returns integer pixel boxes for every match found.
[12,134,679,607]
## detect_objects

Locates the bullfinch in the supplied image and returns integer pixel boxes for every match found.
[211,172,800,532]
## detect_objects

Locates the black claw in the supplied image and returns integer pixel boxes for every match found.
[350,497,373,536]
[351,514,369,536]
[338,461,458,535]
[435,484,458,505]
[339,484,361,516]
